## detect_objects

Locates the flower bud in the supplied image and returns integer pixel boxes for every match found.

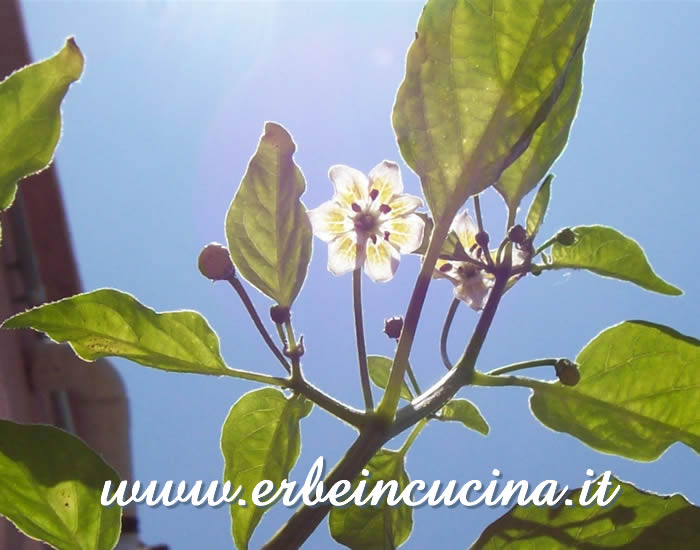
[508,224,527,245]
[475,231,489,249]
[383,316,404,339]
[270,305,291,325]
[555,228,576,246]
[198,243,234,281]
[555,358,581,386]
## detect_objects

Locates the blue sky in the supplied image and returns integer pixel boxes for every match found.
[21,1,699,548]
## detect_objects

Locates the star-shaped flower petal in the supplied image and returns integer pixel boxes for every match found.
[308,161,425,283]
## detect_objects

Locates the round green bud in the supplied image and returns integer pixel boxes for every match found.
[555,228,576,246]
[508,224,527,245]
[383,316,404,339]
[198,243,234,281]
[555,358,581,386]
[270,305,291,325]
[475,231,490,249]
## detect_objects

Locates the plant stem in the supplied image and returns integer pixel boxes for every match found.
[487,358,558,376]
[440,298,460,369]
[352,268,374,412]
[377,216,450,420]
[399,418,428,456]
[227,277,290,373]
[289,378,366,428]
[284,320,302,381]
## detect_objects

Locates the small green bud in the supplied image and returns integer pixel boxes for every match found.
[555,228,576,246]
[383,316,404,339]
[508,224,527,245]
[475,231,489,249]
[198,243,234,281]
[270,305,291,325]
[555,358,581,386]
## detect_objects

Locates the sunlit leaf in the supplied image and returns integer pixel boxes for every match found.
[368,355,413,401]
[221,388,312,550]
[2,288,231,376]
[0,420,120,550]
[226,122,312,307]
[472,476,700,549]
[530,321,700,461]
[525,175,553,239]
[548,225,681,295]
[0,38,84,211]
[439,398,489,435]
[329,449,412,550]
[494,29,582,209]
[393,0,594,221]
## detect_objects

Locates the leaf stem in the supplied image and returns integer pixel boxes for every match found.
[221,369,289,387]
[440,298,460,369]
[284,320,302,381]
[534,235,557,256]
[473,194,494,269]
[227,277,290,373]
[398,418,428,456]
[288,378,367,428]
[486,358,558,376]
[353,268,374,412]
[405,364,422,396]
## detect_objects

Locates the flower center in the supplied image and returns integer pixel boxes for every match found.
[354,212,377,233]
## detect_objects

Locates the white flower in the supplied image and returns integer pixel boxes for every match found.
[434,211,531,310]
[308,161,425,282]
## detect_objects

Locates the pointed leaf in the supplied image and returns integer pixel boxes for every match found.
[392,0,594,220]
[548,225,681,295]
[0,420,120,550]
[368,355,413,401]
[529,321,700,461]
[525,175,553,239]
[226,122,312,307]
[0,38,84,210]
[2,288,231,376]
[472,476,700,549]
[494,28,583,209]
[329,449,412,550]
[439,399,489,436]
[221,388,312,550]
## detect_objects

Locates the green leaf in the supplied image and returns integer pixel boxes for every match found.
[439,398,489,436]
[221,388,312,550]
[530,321,700,461]
[494,24,583,210]
[525,175,553,239]
[2,288,231,376]
[368,355,413,401]
[225,122,312,307]
[329,449,412,550]
[548,225,682,295]
[392,0,594,221]
[0,420,120,550]
[0,38,84,211]
[472,476,700,549]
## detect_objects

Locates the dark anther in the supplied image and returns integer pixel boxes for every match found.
[469,243,479,253]
[370,234,377,244]
[369,189,379,201]
[270,305,291,325]
[383,316,404,339]
[379,204,392,214]
[351,202,362,213]
[476,247,483,259]
[384,231,391,241]
[508,224,527,245]
[439,262,452,272]
[475,231,489,249]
